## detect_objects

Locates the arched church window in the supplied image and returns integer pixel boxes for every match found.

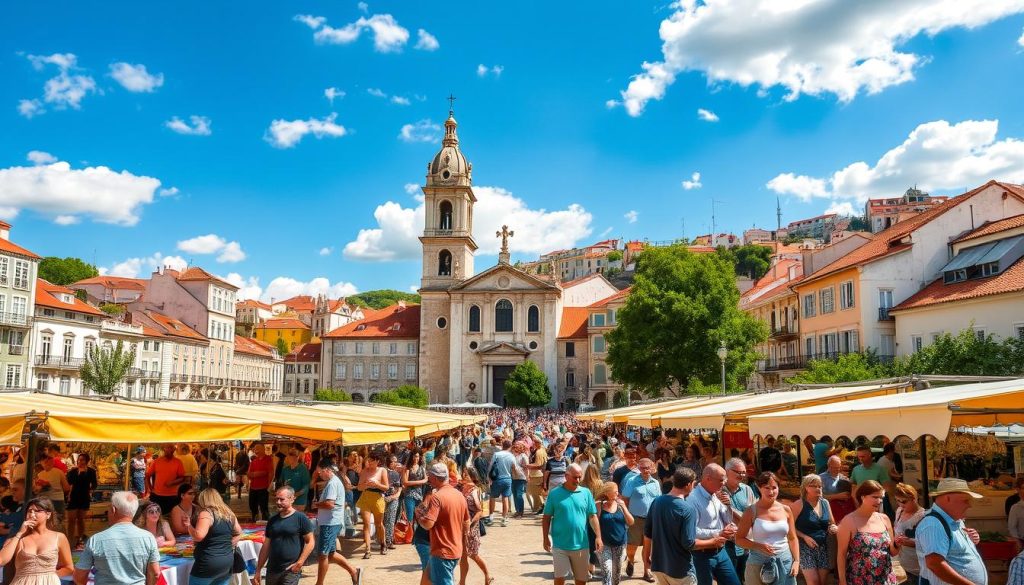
[438,250,452,276]
[527,305,540,332]
[495,299,513,332]
[468,305,481,332]
[439,200,453,230]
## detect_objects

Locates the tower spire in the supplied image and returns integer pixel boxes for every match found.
[776,196,782,233]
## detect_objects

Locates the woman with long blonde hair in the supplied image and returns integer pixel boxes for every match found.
[187,488,242,585]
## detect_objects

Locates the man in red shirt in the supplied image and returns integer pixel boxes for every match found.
[146,444,186,514]
[48,444,68,473]
[247,442,274,521]
[416,463,469,585]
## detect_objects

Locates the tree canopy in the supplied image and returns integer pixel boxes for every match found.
[787,352,886,384]
[275,338,289,357]
[371,385,429,408]
[314,388,352,402]
[80,340,136,395]
[348,289,421,310]
[606,245,767,397]
[39,256,98,286]
[503,360,552,410]
[717,244,773,280]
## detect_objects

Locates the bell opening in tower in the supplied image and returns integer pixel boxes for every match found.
[439,200,453,230]
[438,250,452,276]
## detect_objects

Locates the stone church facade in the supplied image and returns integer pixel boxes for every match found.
[416,109,617,406]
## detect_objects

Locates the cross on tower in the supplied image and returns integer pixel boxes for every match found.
[447,93,457,114]
[496,225,514,254]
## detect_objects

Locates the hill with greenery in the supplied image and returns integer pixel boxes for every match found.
[348,289,421,309]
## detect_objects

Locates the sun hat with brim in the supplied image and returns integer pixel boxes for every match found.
[930,477,983,499]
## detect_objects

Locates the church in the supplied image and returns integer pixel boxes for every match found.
[416,106,619,406]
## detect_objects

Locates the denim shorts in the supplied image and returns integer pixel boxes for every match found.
[490,477,512,498]
[317,523,342,556]
[414,543,432,570]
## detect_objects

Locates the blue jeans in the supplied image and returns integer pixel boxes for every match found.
[693,547,741,585]
[725,541,747,580]
[414,544,431,570]
[428,556,458,585]
[512,479,527,514]
[746,547,796,585]
[403,496,419,525]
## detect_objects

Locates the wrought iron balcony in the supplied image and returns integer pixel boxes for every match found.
[758,356,808,372]
[769,324,798,339]
[7,345,24,356]
[878,307,894,321]
[34,356,85,369]
[0,312,31,327]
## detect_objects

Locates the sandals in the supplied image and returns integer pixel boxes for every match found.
[362,551,371,560]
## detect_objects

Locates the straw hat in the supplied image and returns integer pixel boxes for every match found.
[930,477,983,499]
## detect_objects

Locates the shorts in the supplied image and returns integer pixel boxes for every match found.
[65,499,91,511]
[798,540,829,569]
[414,543,432,570]
[653,573,696,585]
[627,517,646,546]
[317,524,342,556]
[357,491,386,516]
[489,478,512,499]
[265,572,301,585]
[551,547,589,580]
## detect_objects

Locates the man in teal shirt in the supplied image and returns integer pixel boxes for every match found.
[850,445,888,488]
[542,463,602,585]
[278,448,311,509]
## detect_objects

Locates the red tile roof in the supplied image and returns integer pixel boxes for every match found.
[286,342,322,362]
[73,276,147,290]
[176,266,239,290]
[798,181,1024,287]
[891,257,1024,312]
[558,307,590,339]
[255,317,310,330]
[741,260,801,302]
[277,295,316,312]
[235,336,275,357]
[952,214,1024,244]
[140,325,166,338]
[588,287,631,309]
[145,311,208,343]
[0,235,40,260]
[34,279,105,316]
[237,299,271,310]
[322,304,420,338]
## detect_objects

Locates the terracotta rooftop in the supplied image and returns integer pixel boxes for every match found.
[557,307,590,339]
[740,259,801,303]
[175,266,239,290]
[235,336,275,357]
[140,324,166,338]
[588,287,631,309]
[35,279,105,316]
[286,342,322,362]
[952,214,1024,244]
[73,276,147,290]
[797,181,1024,287]
[323,304,420,338]
[255,317,310,330]
[0,233,40,260]
[276,295,317,312]
[237,299,272,310]
[891,256,1024,312]
[145,311,208,343]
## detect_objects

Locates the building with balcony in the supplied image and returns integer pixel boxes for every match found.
[890,214,1024,354]
[71,276,147,304]
[270,295,317,326]
[32,279,104,395]
[866,187,949,234]
[794,180,1024,364]
[321,303,420,403]
[585,287,631,409]
[132,310,209,399]
[311,296,364,338]
[0,222,38,389]
[97,318,166,399]
[283,341,321,398]
[235,299,273,331]
[232,336,282,401]
[787,213,838,241]
[740,259,804,390]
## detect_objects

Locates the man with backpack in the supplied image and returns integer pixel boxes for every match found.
[915,478,986,585]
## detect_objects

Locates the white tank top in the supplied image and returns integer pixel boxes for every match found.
[750,517,789,550]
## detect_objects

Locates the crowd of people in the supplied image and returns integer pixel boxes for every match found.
[0,407,1018,585]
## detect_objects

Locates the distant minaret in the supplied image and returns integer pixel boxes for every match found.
[776,196,782,232]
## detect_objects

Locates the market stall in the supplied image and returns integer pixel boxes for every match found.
[577,396,721,423]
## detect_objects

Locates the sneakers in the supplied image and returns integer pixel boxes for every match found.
[500,517,508,527]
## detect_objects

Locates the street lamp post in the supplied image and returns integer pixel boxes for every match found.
[717,341,728,395]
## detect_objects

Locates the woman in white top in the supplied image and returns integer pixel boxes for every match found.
[892,483,926,584]
[736,472,800,585]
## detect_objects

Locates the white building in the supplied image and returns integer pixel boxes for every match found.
[32,279,104,395]
[0,221,39,390]
[283,341,321,398]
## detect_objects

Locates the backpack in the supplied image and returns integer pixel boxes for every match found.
[918,510,953,585]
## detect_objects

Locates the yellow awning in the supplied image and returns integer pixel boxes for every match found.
[144,401,412,445]
[578,397,711,423]
[0,394,261,443]
[748,378,1024,440]
[632,383,912,430]
[0,406,27,445]
[623,394,755,426]
[309,403,485,434]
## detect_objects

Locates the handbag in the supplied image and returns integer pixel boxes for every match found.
[759,557,778,584]
[394,519,413,545]
[478,519,486,537]
[231,548,247,574]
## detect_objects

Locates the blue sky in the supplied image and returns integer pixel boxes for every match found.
[3,1,1024,301]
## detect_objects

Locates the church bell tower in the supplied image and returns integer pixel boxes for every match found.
[419,101,478,290]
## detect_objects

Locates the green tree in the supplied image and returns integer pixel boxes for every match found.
[275,338,289,357]
[606,250,623,263]
[99,303,125,316]
[717,244,772,279]
[503,360,552,412]
[890,328,1022,376]
[80,340,136,395]
[848,215,871,232]
[787,353,886,384]
[315,388,352,402]
[371,385,428,408]
[612,390,629,408]
[606,245,767,398]
[39,256,98,285]
[348,290,421,310]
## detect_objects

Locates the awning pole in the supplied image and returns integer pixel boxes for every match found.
[720,426,726,466]
[795,434,803,480]
[919,435,931,508]
[23,423,42,510]
[124,443,132,491]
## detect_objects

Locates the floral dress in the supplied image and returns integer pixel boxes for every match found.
[845,531,898,585]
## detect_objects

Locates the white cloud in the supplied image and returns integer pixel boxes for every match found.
[176,234,246,263]
[158,186,180,197]
[476,64,504,77]
[403,183,420,195]
[18,99,43,118]
[101,253,187,278]
[604,99,620,109]
[54,215,79,226]
[617,0,1024,116]
[681,172,703,190]
[415,29,439,51]
[0,155,160,225]
[109,62,164,92]
[367,88,410,104]
[624,210,639,223]
[222,273,263,302]
[825,201,857,216]
[343,185,593,261]
[391,96,410,106]
[357,2,369,13]
[367,88,387,98]
[600,227,615,237]
[165,115,212,136]
[265,113,347,148]
[325,87,345,103]
[765,119,1024,206]
[398,119,441,143]
[697,108,719,122]
[299,13,411,53]
[22,53,96,116]
[319,247,333,256]
[260,277,359,304]
[1019,27,1024,47]
[27,150,57,165]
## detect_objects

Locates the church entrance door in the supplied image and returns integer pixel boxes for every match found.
[491,365,514,407]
